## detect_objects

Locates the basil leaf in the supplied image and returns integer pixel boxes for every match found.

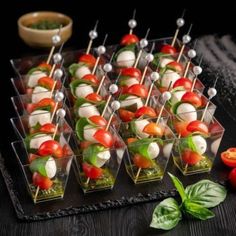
[152,52,172,68]
[185,179,227,208]
[75,117,89,141]
[27,67,48,75]
[183,200,215,220]
[83,144,105,166]
[150,198,182,230]
[179,135,197,153]
[168,173,186,202]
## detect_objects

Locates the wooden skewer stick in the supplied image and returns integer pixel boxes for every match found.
[52,108,66,139]
[86,20,99,55]
[177,24,192,63]
[134,28,150,68]
[129,9,137,35]
[190,56,203,92]
[171,9,186,47]
[34,186,40,203]
[46,25,62,64]
[105,101,120,131]
[92,34,108,75]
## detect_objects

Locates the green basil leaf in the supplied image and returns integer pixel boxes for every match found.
[150,198,182,230]
[179,135,197,153]
[152,52,172,68]
[168,173,186,202]
[183,200,215,220]
[27,67,49,75]
[83,144,105,166]
[185,179,227,208]
[75,117,89,141]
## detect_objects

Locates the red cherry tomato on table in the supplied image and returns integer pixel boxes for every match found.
[181,92,202,108]
[85,93,103,102]
[82,74,99,85]
[118,109,135,122]
[166,61,183,74]
[38,140,63,158]
[133,154,153,168]
[127,84,148,98]
[221,148,236,168]
[143,123,163,137]
[93,129,113,148]
[32,172,53,190]
[160,45,177,55]
[89,115,107,127]
[78,54,96,68]
[121,67,142,80]
[187,120,209,135]
[182,149,202,165]
[134,106,157,118]
[120,34,139,46]
[173,77,193,91]
[82,162,103,179]
[229,168,236,189]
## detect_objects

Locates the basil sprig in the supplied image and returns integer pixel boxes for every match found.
[150,173,227,230]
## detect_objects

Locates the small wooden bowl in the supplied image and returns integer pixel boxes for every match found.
[18,11,73,48]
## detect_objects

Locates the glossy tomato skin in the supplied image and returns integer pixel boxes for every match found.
[118,109,135,122]
[85,92,103,102]
[166,61,183,74]
[229,168,236,189]
[187,120,209,135]
[93,129,113,148]
[182,149,202,165]
[133,154,152,168]
[32,172,53,190]
[38,77,55,90]
[82,74,99,85]
[221,148,236,168]
[127,84,148,98]
[38,62,52,71]
[143,123,163,137]
[120,34,139,46]
[89,115,107,126]
[174,121,191,137]
[135,106,157,118]
[82,162,103,179]
[181,92,202,108]
[160,45,177,55]
[40,123,56,134]
[36,98,56,112]
[78,54,96,67]
[121,67,141,79]
[38,140,63,158]
[173,78,193,91]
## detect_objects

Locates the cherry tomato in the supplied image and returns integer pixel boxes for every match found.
[209,122,222,134]
[182,149,202,165]
[228,168,236,189]
[143,122,163,137]
[221,148,236,168]
[32,172,53,190]
[166,61,183,74]
[120,85,129,94]
[158,87,168,93]
[93,129,113,148]
[118,109,135,122]
[135,106,157,118]
[133,154,152,168]
[38,140,63,158]
[120,34,139,46]
[82,162,103,179]
[85,92,103,102]
[78,54,96,68]
[187,120,209,135]
[38,62,52,72]
[174,121,191,137]
[35,98,56,113]
[38,77,55,90]
[39,123,56,134]
[28,154,38,163]
[62,144,73,156]
[82,74,99,85]
[121,67,142,79]
[173,77,193,91]
[127,84,148,98]
[89,115,107,126]
[160,45,177,55]
[181,92,202,108]
[126,137,138,144]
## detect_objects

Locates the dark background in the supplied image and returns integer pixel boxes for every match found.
[1,1,236,235]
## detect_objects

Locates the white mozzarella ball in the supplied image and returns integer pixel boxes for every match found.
[45,157,57,178]
[83,125,99,142]
[192,135,207,155]
[75,66,91,79]
[28,110,51,127]
[123,77,139,87]
[120,95,143,109]
[78,103,100,118]
[134,119,150,138]
[75,83,94,98]
[27,71,47,88]
[96,150,111,167]
[32,86,51,103]
[29,134,52,149]
[171,90,186,105]
[163,143,173,158]
[116,51,136,68]
[176,103,197,122]
[147,142,160,159]
[161,70,180,88]
[160,58,174,68]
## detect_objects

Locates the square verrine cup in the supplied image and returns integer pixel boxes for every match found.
[170,108,225,175]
